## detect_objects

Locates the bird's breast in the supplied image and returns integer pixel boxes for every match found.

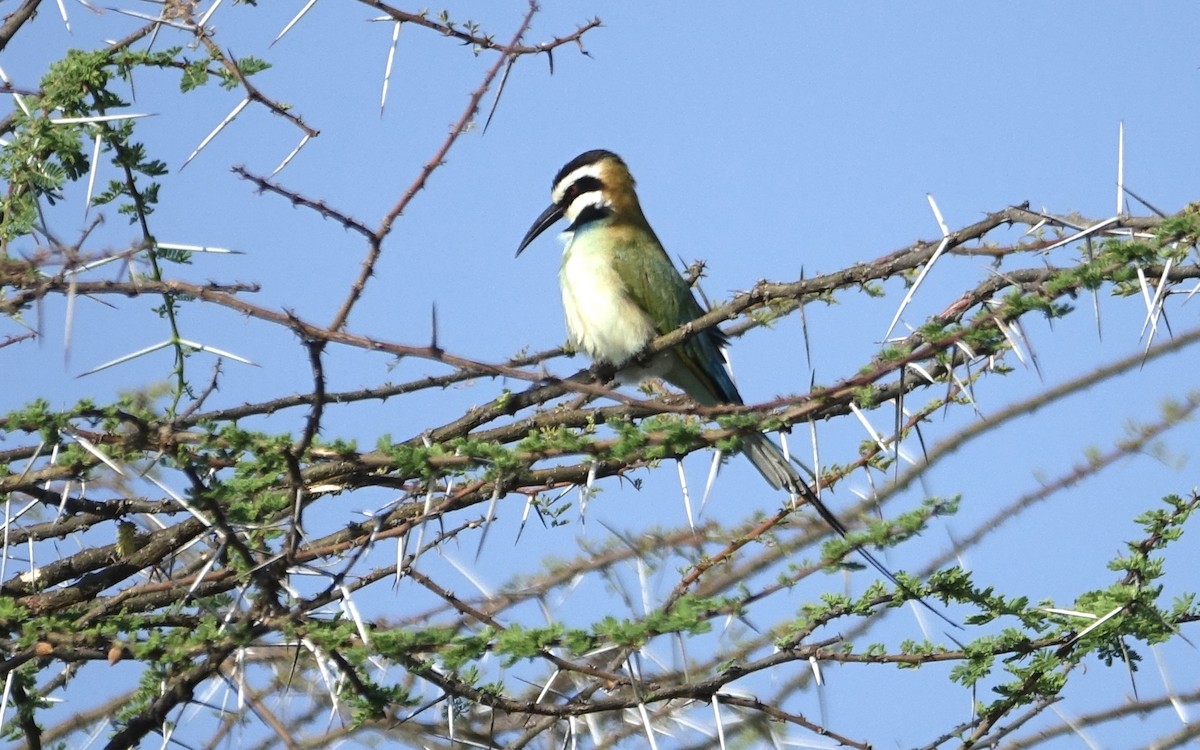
[559,230,657,367]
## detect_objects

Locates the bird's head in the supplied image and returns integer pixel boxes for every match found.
[515,149,643,256]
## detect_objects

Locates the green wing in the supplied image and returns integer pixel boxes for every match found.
[610,228,742,405]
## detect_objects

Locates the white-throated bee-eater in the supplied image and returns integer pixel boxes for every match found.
[514,149,939,606]
[516,149,804,489]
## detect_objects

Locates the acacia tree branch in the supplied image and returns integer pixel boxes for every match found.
[0,0,40,52]
[4,7,1198,742]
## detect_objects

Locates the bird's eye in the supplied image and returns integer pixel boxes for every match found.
[559,176,604,207]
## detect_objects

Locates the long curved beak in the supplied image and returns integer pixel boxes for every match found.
[515,203,564,257]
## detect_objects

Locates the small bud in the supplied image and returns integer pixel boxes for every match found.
[116,521,139,558]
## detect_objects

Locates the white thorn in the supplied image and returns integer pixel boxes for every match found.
[884,235,950,341]
[272,0,319,45]
[1040,216,1120,254]
[84,132,101,219]
[699,450,720,517]
[182,97,250,169]
[270,133,310,177]
[808,655,824,687]
[927,193,950,237]
[55,0,71,32]
[50,113,154,124]
[849,403,888,454]
[0,64,31,116]
[711,695,728,750]
[197,0,223,27]
[676,460,694,531]
[380,21,401,115]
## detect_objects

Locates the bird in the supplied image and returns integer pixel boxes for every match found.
[515,149,942,611]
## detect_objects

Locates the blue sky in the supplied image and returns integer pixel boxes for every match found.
[6,2,1200,747]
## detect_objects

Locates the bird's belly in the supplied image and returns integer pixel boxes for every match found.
[559,236,656,367]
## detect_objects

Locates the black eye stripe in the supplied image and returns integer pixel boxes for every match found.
[560,176,604,206]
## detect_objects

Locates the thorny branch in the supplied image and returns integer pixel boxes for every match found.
[3,3,1199,748]
[4,196,1198,747]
